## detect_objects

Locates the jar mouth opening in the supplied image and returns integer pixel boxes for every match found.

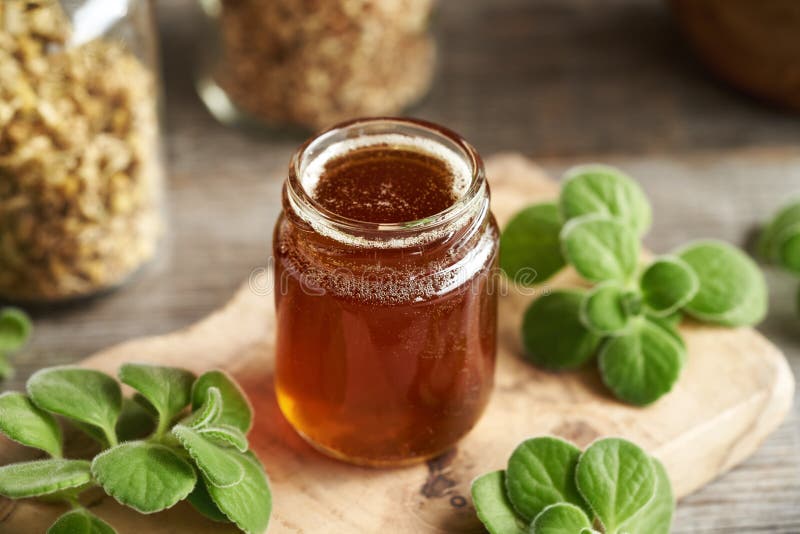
[287,117,485,237]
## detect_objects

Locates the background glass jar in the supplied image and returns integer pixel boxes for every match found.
[273,118,499,466]
[0,0,165,303]
[197,0,438,131]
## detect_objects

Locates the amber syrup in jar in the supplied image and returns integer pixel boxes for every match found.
[273,118,499,466]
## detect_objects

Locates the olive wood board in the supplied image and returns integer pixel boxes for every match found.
[0,154,794,533]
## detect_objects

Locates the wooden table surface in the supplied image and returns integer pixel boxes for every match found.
[3,0,800,532]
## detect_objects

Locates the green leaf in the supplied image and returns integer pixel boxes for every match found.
[199,425,249,453]
[0,459,91,498]
[27,367,122,447]
[759,199,800,263]
[0,392,62,458]
[774,223,800,274]
[0,356,14,380]
[188,477,231,523]
[598,318,686,406]
[92,441,196,514]
[678,240,768,327]
[205,452,272,534]
[119,364,195,432]
[505,437,587,522]
[184,387,223,429]
[619,458,674,534]
[0,308,32,353]
[522,291,602,370]
[639,256,699,317]
[580,283,636,336]
[116,397,156,442]
[470,471,527,534]
[560,165,652,236]
[575,438,657,533]
[192,371,253,433]
[500,203,566,285]
[531,503,593,534]
[561,215,640,284]
[47,510,117,534]
[173,425,244,488]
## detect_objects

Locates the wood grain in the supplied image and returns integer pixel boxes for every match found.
[0,155,793,533]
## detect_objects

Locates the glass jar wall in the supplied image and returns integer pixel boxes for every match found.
[0,0,165,303]
[197,0,438,131]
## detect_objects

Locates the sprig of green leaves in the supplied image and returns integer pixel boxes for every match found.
[471,436,674,534]
[0,364,271,534]
[0,308,33,380]
[501,165,768,405]
[760,198,800,313]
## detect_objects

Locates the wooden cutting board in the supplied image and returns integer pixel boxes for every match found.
[0,154,794,533]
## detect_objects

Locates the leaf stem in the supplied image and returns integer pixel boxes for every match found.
[103,426,119,448]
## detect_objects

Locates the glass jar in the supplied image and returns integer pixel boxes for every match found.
[0,0,165,303]
[197,0,437,131]
[273,118,499,466]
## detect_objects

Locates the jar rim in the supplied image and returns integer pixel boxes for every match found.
[286,117,486,246]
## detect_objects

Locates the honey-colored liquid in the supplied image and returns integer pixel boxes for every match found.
[274,145,498,466]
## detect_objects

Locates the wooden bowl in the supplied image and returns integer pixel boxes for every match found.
[669,0,800,110]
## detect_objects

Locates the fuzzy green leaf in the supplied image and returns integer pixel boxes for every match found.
[759,199,800,263]
[47,510,116,534]
[27,367,122,446]
[639,256,699,317]
[119,364,195,429]
[774,223,800,274]
[173,425,244,488]
[561,215,640,284]
[531,503,593,534]
[580,283,635,336]
[576,438,657,533]
[0,308,32,353]
[0,459,91,498]
[471,471,527,534]
[619,458,674,534]
[116,397,156,442]
[598,318,685,406]
[188,477,231,523]
[205,452,272,534]
[184,387,223,429]
[192,371,253,433]
[0,392,62,458]
[678,240,768,327]
[199,425,249,453]
[560,165,652,236]
[92,441,196,514]
[522,291,602,370]
[500,203,566,285]
[506,437,587,522]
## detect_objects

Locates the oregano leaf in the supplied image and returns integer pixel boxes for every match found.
[205,452,272,534]
[774,222,800,274]
[522,291,602,370]
[561,214,640,284]
[560,165,652,236]
[188,477,231,523]
[27,367,122,447]
[0,459,91,498]
[619,458,674,534]
[173,425,244,488]
[0,307,32,353]
[678,240,767,327]
[199,424,249,453]
[575,438,657,534]
[0,356,13,380]
[192,371,253,433]
[531,503,593,534]
[505,437,587,522]
[0,392,62,458]
[184,387,223,429]
[598,318,686,406]
[119,363,195,431]
[500,203,566,285]
[580,283,635,336]
[639,256,699,317]
[470,471,527,534]
[759,199,800,263]
[91,441,196,514]
[47,509,116,534]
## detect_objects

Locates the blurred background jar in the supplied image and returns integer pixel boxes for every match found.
[0,0,165,303]
[196,0,438,131]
